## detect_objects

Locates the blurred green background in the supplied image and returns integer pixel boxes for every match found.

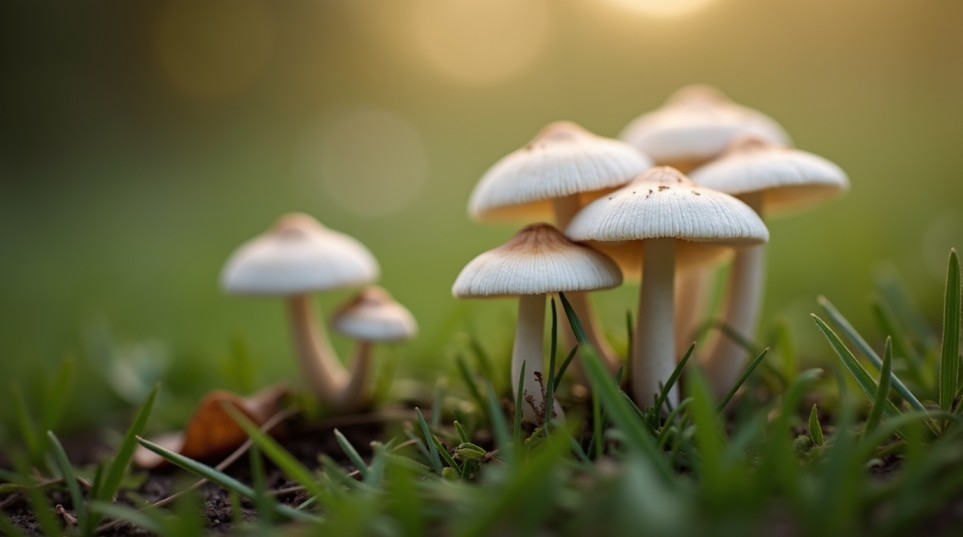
[1,0,962,434]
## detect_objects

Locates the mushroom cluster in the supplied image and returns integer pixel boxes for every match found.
[455,84,848,413]
[221,213,417,412]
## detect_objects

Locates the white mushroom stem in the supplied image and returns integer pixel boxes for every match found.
[513,294,565,423]
[553,195,620,374]
[701,191,766,399]
[287,295,348,406]
[336,341,375,412]
[634,238,679,408]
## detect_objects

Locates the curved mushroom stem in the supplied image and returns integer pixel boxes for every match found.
[287,295,348,406]
[513,294,565,424]
[700,192,766,399]
[553,195,621,376]
[336,341,375,412]
[634,238,679,409]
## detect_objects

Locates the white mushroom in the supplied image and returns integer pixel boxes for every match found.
[331,286,417,411]
[452,224,622,423]
[220,213,379,407]
[468,121,652,372]
[566,167,768,408]
[690,136,849,398]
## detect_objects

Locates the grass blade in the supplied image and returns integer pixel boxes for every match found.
[940,249,961,420]
[47,430,88,532]
[486,383,511,458]
[870,295,927,385]
[544,298,559,427]
[221,405,325,498]
[553,345,579,392]
[866,338,894,435]
[716,348,769,413]
[808,404,825,446]
[416,408,444,474]
[96,384,159,503]
[654,343,694,414]
[817,296,926,412]
[334,428,370,480]
[88,501,165,534]
[136,436,318,522]
[812,314,901,420]
[513,361,525,447]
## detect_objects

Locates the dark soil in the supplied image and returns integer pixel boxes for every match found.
[1,408,411,536]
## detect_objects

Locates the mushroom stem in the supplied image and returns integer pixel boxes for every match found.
[634,238,679,408]
[553,196,620,374]
[513,294,564,423]
[336,341,375,412]
[701,191,766,399]
[674,269,711,357]
[287,295,348,405]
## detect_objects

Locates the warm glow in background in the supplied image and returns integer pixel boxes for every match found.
[1,0,962,426]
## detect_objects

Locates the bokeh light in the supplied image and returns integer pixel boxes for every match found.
[603,0,719,18]
[297,107,428,218]
[409,0,553,85]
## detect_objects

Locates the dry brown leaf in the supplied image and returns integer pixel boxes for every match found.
[133,384,289,469]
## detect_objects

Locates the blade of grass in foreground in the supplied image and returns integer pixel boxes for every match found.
[715,347,769,413]
[818,296,925,412]
[654,343,694,415]
[416,408,444,474]
[812,314,902,420]
[334,429,370,480]
[136,436,318,522]
[221,405,326,499]
[939,249,961,423]
[47,431,88,532]
[559,293,673,483]
[865,338,894,435]
[95,385,158,504]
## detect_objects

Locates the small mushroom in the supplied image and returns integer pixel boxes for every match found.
[331,286,417,411]
[690,136,849,398]
[566,167,768,407]
[619,84,790,172]
[220,213,379,408]
[452,224,622,423]
[468,121,652,372]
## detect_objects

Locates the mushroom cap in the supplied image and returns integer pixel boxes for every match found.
[619,84,790,165]
[468,121,653,222]
[689,136,849,216]
[221,213,379,296]
[452,223,623,298]
[565,166,769,247]
[332,286,418,343]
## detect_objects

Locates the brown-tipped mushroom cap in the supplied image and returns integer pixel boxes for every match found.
[332,286,417,343]
[468,121,653,222]
[619,85,790,166]
[689,136,849,216]
[452,223,623,298]
[221,213,379,296]
[566,167,769,246]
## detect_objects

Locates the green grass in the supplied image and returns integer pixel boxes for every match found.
[1,250,962,536]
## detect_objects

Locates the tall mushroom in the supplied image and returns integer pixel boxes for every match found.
[468,121,652,371]
[331,286,417,411]
[452,224,622,423]
[619,84,791,357]
[690,136,849,398]
[566,167,768,407]
[220,213,379,408]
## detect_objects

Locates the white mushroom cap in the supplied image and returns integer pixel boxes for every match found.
[452,223,622,298]
[469,121,653,222]
[566,166,769,246]
[221,213,379,296]
[332,286,417,343]
[619,85,790,165]
[689,136,849,216]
